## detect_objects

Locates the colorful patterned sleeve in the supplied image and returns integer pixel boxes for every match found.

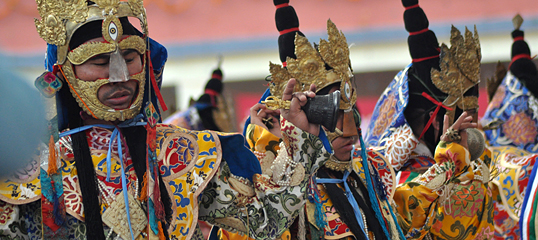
[245,124,282,156]
[199,118,329,239]
[393,141,494,239]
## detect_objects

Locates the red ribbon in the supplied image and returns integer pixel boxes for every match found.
[409,28,429,36]
[204,89,219,96]
[282,61,287,67]
[147,51,168,111]
[212,73,222,80]
[418,92,453,141]
[412,47,440,63]
[412,54,439,63]
[275,3,289,9]
[280,27,300,35]
[513,36,524,42]
[404,4,419,10]
[509,53,532,69]
[204,89,219,107]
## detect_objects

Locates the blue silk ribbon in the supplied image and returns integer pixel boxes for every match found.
[59,114,146,239]
[316,167,368,239]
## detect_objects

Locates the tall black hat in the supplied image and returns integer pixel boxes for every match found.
[197,68,224,107]
[510,15,538,98]
[404,0,480,136]
[403,0,446,113]
[401,0,448,151]
[195,67,224,131]
[273,0,305,65]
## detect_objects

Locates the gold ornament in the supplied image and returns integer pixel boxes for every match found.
[324,154,352,172]
[34,0,88,46]
[430,25,481,124]
[67,42,116,65]
[61,61,146,121]
[263,96,291,110]
[326,128,343,143]
[266,20,356,111]
[34,0,147,65]
[101,191,147,240]
[443,128,462,143]
[513,14,523,30]
[485,61,507,102]
[93,0,121,15]
[457,96,479,111]
[67,35,146,65]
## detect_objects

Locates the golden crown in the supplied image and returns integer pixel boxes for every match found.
[431,25,481,123]
[266,19,356,110]
[34,0,147,65]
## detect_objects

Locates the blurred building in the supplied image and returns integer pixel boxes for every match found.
[2,0,538,130]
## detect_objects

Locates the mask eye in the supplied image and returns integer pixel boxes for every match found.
[341,81,352,102]
[108,21,119,41]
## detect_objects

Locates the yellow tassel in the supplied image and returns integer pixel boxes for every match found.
[138,172,148,201]
[158,221,165,240]
[47,135,58,175]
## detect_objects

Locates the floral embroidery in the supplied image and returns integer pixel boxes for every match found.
[475,226,494,240]
[372,94,397,137]
[502,112,537,145]
[158,132,197,178]
[386,125,418,171]
[0,202,16,225]
[448,182,484,218]
[63,175,83,220]
[395,143,494,240]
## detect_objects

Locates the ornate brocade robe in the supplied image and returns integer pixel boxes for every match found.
[221,124,403,240]
[394,142,495,240]
[482,71,538,239]
[0,122,327,239]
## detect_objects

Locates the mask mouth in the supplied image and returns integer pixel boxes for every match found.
[61,59,147,122]
[97,79,140,110]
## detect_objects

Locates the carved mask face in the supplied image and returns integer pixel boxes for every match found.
[35,1,150,121]
[62,18,147,121]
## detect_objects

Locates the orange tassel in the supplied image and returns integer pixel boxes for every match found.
[138,172,148,201]
[146,124,157,151]
[47,135,58,175]
[158,221,166,240]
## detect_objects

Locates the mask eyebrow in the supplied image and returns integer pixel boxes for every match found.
[67,42,116,65]
[89,53,111,61]
[121,49,138,57]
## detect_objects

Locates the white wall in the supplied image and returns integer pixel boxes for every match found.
[162,31,538,111]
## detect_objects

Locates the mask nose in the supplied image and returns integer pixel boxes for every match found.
[342,110,358,137]
[108,49,129,82]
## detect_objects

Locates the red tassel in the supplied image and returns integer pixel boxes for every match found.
[158,221,166,240]
[153,168,165,220]
[47,135,58,175]
[138,172,148,201]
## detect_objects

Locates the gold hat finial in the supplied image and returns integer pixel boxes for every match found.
[513,14,524,30]
[431,25,481,124]
[34,0,147,65]
[266,19,355,110]
[34,0,88,46]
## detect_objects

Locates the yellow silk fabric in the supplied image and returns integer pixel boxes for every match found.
[394,142,494,240]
